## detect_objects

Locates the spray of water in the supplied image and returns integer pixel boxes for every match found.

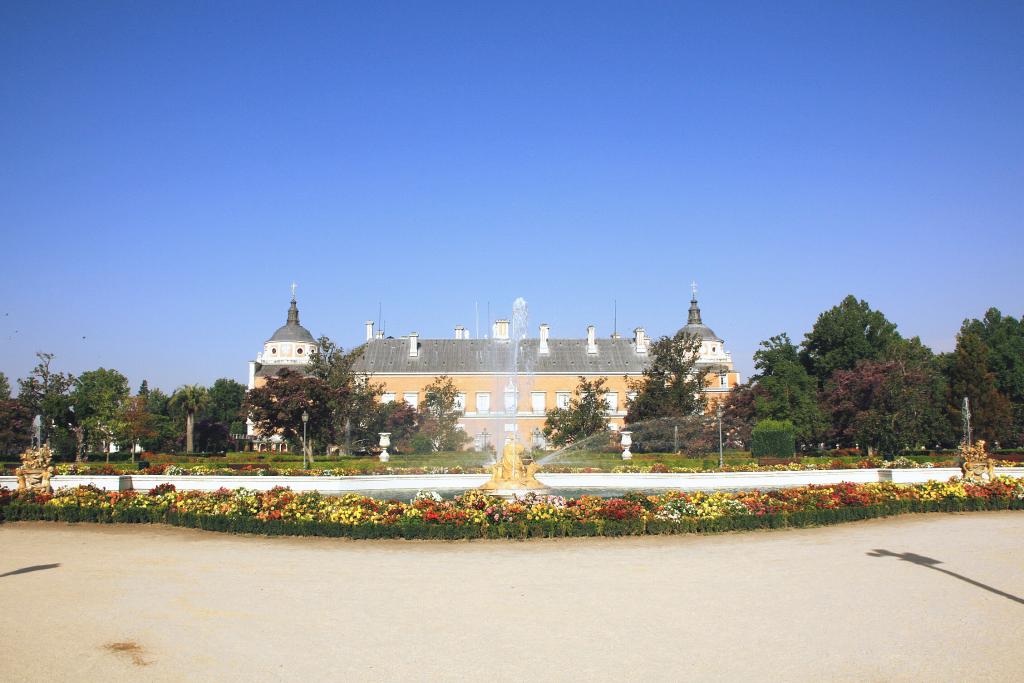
[537,415,715,466]
[481,297,535,466]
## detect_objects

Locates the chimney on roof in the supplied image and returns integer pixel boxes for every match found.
[408,332,419,357]
[376,330,384,339]
[365,321,374,342]
[539,324,550,354]
[587,325,597,354]
[455,325,465,340]
[493,319,510,340]
[634,327,648,354]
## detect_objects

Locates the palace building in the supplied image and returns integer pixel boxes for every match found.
[350,288,741,450]
[246,287,741,451]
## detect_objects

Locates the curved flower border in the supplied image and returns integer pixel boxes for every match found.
[3,477,1023,540]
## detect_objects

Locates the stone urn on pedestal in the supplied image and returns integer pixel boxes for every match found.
[378,432,391,462]
[620,431,633,461]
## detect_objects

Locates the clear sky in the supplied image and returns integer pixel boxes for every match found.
[1,1,1021,392]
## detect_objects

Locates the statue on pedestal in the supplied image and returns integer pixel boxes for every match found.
[16,445,55,494]
[961,439,995,483]
[479,436,547,493]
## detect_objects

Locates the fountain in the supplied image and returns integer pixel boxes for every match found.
[479,435,549,496]
[476,298,549,496]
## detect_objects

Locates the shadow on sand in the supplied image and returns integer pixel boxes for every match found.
[0,563,61,578]
[867,549,1024,606]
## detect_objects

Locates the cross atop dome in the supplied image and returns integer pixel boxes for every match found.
[290,282,297,300]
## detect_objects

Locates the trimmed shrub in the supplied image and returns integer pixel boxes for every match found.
[751,419,796,458]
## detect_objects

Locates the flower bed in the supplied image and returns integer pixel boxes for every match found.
[3,478,1023,540]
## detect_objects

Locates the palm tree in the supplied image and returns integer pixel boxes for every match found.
[170,384,209,453]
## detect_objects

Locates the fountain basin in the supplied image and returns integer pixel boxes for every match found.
[5,468,1024,497]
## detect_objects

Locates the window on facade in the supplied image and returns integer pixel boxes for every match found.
[605,392,619,413]
[530,392,545,414]
[720,373,728,387]
[556,392,571,410]
[504,389,518,414]
[403,392,418,408]
[476,392,490,414]
[627,391,637,405]
[381,392,396,404]
[454,393,466,412]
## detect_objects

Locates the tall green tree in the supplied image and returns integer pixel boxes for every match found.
[307,336,379,452]
[419,376,470,452]
[961,309,1024,402]
[626,331,708,422]
[207,378,247,429]
[0,371,10,400]
[72,368,131,460]
[17,352,75,450]
[170,384,209,453]
[750,333,825,443]
[945,331,1012,444]
[800,295,901,384]
[544,376,610,447]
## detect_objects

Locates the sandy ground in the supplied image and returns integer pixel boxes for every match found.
[1,514,1023,682]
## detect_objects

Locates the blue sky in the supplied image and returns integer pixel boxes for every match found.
[1,1,1021,392]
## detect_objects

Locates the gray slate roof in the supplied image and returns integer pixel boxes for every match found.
[269,322,317,343]
[267,297,317,343]
[352,338,652,375]
[679,322,722,342]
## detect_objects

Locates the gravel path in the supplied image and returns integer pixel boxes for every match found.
[2,513,1022,681]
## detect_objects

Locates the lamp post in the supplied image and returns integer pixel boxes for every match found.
[716,405,724,469]
[301,410,309,469]
[480,427,490,454]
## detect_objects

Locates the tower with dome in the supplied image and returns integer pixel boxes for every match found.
[245,285,319,445]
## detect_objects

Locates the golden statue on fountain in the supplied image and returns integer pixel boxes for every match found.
[960,439,995,483]
[479,436,548,495]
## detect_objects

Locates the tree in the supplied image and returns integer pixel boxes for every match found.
[418,376,470,452]
[138,387,180,453]
[822,347,950,456]
[364,400,419,454]
[626,331,708,422]
[749,333,826,443]
[961,309,1024,403]
[945,331,1012,444]
[307,336,376,453]
[0,398,32,455]
[17,352,75,450]
[243,370,335,456]
[72,368,130,460]
[961,309,1024,446]
[170,384,210,454]
[207,378,247,425]
[0,371,10,399]
[119,395,156,462]
[719,382,757,449]
[543,376,610,448]
[800,295,901,384]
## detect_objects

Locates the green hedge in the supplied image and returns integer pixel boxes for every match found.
[3,496,1022,540]
[751,419,796,458]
